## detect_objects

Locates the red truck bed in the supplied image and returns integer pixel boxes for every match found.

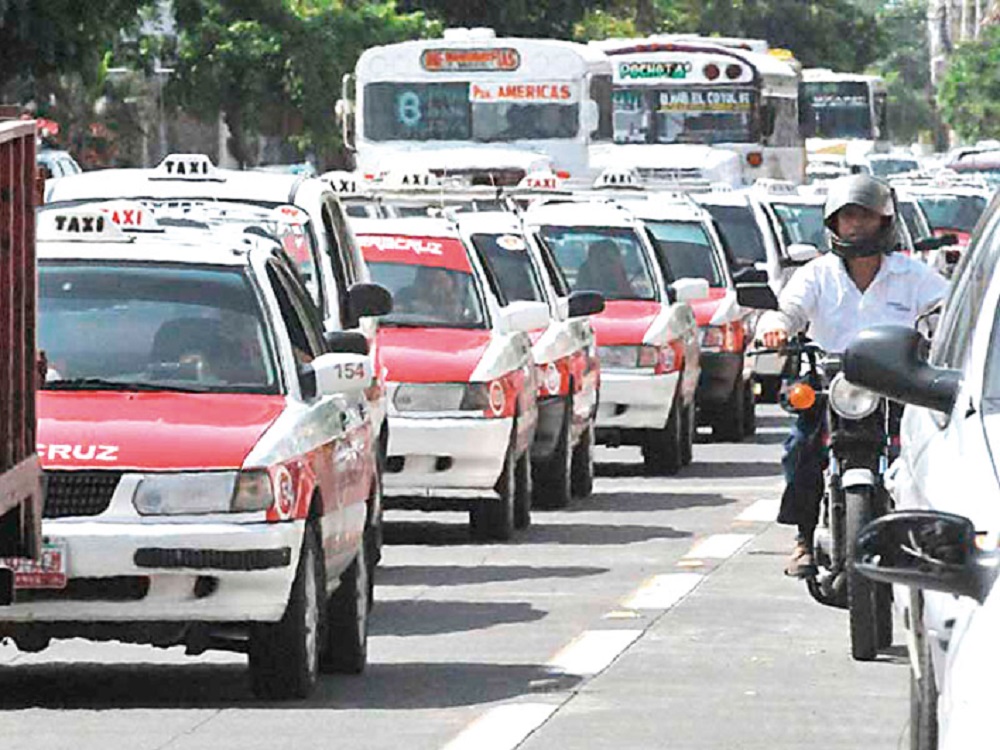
[0,119,42,566]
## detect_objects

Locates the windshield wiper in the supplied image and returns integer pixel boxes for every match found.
[43,378,210,394]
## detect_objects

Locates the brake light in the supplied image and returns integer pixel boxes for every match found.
[654,341,684,375]
[556,170,571,180]
[701,321,745,353]
[704,63,720,80]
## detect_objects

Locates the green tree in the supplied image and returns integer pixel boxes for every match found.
[0,0,150,91]
[938,24,1000,142]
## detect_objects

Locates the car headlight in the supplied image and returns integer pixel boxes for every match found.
[393,383,494,412]
[828,373,880,420]
[134,470,274,515]
[597,345,657,370]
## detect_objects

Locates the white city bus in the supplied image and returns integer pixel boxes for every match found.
[589,37,805,187]
[799,69,889,165]
[341,28,613,188]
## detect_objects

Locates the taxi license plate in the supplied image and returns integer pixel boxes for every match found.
[0,540,68,590]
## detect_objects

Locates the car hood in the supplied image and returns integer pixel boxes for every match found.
[378,327,493,383]
[37,391,287,471]
[589,300,661,346]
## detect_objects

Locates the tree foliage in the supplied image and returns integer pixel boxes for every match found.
[0,0,149,91]
[938,24,1000,143]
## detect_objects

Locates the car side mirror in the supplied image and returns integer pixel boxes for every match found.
[786,243,820,264]
[323,330,369,355]
[567,290,605,318]
[302,352,371,399]
[348,282,393,324]
[671,277,710,303]
[500,300,550,334]
[735,282,779,310]
[732,266,769,285]
[844,325,960,413]
[854,510,994,604]
[583,99,600,134]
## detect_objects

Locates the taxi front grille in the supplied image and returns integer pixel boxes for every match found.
[43,471,122,518]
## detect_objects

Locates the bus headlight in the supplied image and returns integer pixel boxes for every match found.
[828,373,879,420]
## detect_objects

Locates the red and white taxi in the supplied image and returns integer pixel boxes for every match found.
[352,217,545,540]
[626,195,756,441]
[455,211,603,509]
[524,200,706,476]
[0,209,379,700]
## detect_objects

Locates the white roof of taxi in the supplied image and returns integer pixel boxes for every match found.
[611,194,706,222]
[350,216,462,239]
[45,166,321,207]
[453,211,523,235]
[523,200,637,229]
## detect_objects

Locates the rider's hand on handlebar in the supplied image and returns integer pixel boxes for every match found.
[759,329,789,350]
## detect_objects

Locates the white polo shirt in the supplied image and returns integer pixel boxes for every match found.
[759,251,948,353]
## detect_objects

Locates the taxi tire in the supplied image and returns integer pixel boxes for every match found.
[712,377,746,443]
[321,538,369,674]
[249,522,324,699]
[533,404,572,510]
[679,399,695,467]
[514,451,532,530]
[571,422,594,498]
[846,487,879,661]
[910,625,938,750]
[642,392,682,476]
[742,378,757,438]
[471,439,516,541]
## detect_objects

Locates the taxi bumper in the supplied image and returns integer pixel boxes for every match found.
[595,370,679,433]
[384,415,513,496]
[0,518,304,624]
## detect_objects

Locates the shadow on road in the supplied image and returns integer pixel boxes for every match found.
[557,492,736,514]
[385,519,690,546]
[0,659,581,710]
[377,564,608,587]
[369,599,546,636]
[667,461,782,479]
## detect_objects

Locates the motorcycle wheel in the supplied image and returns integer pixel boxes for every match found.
[845,486,879,661]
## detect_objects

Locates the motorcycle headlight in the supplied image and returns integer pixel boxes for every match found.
[133,471,273,515]
[828,373,879,420]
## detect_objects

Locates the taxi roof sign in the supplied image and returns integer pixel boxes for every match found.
[517,170,564,191]
[593,167,643,190]
[151,153,224,182]
[323,170,363,196]
[38,210,131,243]
[96,200,163,232]
[383,170,441,190]
[752,178,798,195]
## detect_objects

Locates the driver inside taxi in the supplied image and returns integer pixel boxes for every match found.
[576,239,634,298]
[400,266,464,320]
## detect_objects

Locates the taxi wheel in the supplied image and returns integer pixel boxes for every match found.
[570,421,594,498]
[742,378,757,438]
[642,392,682,476]
[911,625,938,750]
[321,537,369,674]
[679,399,695,467]
[712,377,746,443]
[249,522,324,699]
[533,404,572,509]
[514,451,532,530]
[471,439,516,541]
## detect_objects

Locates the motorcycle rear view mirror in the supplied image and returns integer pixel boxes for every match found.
[735,282,778,311]
[843,325,960,413]
[732,266,769,285]
[854,510,993,604]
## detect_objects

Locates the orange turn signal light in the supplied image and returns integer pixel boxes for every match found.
[746,151,764,167]
[787,382,816,411]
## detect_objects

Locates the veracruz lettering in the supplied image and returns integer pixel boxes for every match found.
[37,444,120,462]
[361,235,444,256]
[470,83,574,103]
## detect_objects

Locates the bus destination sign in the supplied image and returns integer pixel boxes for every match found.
[421,48,522,72]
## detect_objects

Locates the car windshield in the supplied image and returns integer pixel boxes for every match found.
[916,194,988,234]
[770,202,830,253]
[699,203,768,264]
[537,225,657,301]
[470,233,546,304]
[800,81,873,139]
[645,220,725,287]
[38,262,278,393]
[899,201,931,240]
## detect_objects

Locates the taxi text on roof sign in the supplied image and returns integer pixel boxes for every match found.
[151,153,224,181]
[420,48,521,72]
[38,210,130,243]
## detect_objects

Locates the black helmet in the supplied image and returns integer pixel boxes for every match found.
[823,174,898,259]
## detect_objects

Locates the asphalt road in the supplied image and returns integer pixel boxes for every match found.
[0,406,909,750]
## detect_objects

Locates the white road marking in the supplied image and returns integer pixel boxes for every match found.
[684,533,754,559]
[736,499,781,522]
[547,629,643,677]
[621,572,702,610]
[441,703,559,750]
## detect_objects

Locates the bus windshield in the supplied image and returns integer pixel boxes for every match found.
[613,87,757,145]
[800,81,872,139]
[364,82,581,142]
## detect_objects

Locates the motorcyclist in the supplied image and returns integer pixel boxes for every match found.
[756,174,948,578]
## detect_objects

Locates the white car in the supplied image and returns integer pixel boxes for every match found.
[843,190,1000,749]
[352,217,544,540]
[524,199,705,475]
[0,207,380,700]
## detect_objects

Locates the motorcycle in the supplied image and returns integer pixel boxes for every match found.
[773,336,899,660]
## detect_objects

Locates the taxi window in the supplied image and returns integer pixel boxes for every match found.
[916,194,988,234]
[470,233,545,304]
[267,262,325,370]
[770,202,830,252]
[700,203,768,264]
[38,262,278,393]
[537,225,657,301]
[645,221,725,288]
[359,234,487,329]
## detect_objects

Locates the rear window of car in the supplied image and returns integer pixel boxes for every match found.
[699,204,768,264]
[917,194,988,234]
[645,220,725,288]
